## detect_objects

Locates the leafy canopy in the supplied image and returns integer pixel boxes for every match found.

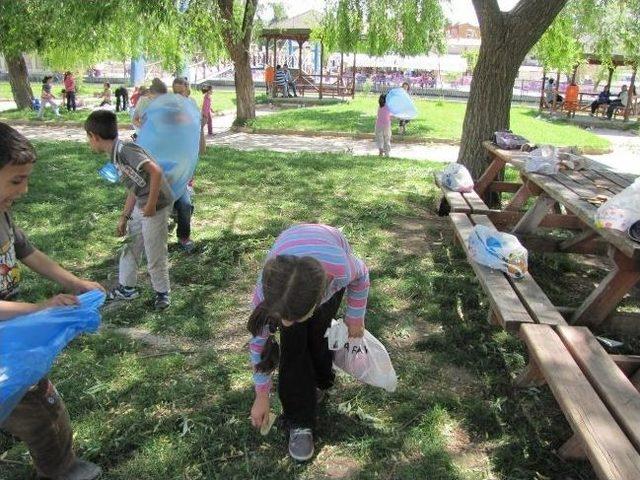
[316,0,446,56]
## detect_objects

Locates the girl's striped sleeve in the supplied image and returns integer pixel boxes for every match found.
[344,258,370,327]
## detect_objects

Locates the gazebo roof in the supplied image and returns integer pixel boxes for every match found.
[261,10,323,40]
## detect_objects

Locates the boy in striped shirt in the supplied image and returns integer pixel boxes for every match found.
[247,223,369,461]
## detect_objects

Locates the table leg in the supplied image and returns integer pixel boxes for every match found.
[475,155,506,197]
[511,193,556,235]
[571,247,640,329]
[506,180,541,212]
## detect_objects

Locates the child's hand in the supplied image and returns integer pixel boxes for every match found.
[251,394,271,428]
[117,216,128,237]
[143,203,156,217]
[72,279,105,294]
[40,294,79,309]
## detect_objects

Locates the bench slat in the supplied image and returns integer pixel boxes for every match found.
[462,190,491,213]
[470,214,567,326]
[520,324,640,480]
[449,213,533,331]
[557,326,640,452]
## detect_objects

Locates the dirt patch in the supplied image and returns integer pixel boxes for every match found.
[312,448,361,479]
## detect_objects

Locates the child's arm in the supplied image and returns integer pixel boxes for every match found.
[141,161,163,217]
[117,192,136,236]
[20,250,105,294]
[0,295,79,321]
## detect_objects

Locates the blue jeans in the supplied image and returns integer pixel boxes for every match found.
[173,192,193,241]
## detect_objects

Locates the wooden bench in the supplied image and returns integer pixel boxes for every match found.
[435,173,492,215]
[517,323,640,480]
[449,212,567,332]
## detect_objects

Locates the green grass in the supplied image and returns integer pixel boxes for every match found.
[0,140,613,479]
[252,95,611,151]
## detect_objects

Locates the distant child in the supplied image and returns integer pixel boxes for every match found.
[63,71,76,111]
[99,82,112,107]
[171,77,199,253]
[375,94,392,156]
[133,78,167,128]
[201,85,213,136]
[398,81,411,135]
[0,122,104,480]
[38,76,60,118]
[114,85,129,112]
[85,110,173,309]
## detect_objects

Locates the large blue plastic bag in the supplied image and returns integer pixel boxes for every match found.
[0,290,105,424]
[385,88,417,120]
[467,224,528,279]
[136,94,201,200]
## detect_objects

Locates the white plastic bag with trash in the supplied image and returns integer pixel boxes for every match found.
[440,163,474,193]
[595,178,640,231]
[467,224,528,279]
[525,145,560,175]
[327,319,397,392]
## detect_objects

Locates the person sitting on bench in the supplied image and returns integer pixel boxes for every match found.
[606,84,628,119]
[283,64,297,97]
[590,86,611,116]
[275,65,288,98]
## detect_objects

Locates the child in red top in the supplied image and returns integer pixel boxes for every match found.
[201,85,213,136]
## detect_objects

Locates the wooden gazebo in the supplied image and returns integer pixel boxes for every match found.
[261,10,356,99]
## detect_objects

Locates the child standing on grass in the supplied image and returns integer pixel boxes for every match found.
[0,122,104,480]
[99,82,112,107]
[201,85,213,136]
[248,223,369,462]
[375,94,392,156]
[63,71,76,112]
[85,110,173,310]
[38,76,60,118]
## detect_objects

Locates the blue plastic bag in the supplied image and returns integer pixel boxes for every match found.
[136,94,201,200]
[0,290,105,424]
[385,88,417,120]
[98,162,120,183]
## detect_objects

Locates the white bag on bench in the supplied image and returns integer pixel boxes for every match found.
[467,224,528,279]
[440,163,474,192]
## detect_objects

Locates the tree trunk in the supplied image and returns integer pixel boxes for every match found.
[457,41,521,179]
[5,52,33,109]
[459,0,569,179]
[232,46,255,125]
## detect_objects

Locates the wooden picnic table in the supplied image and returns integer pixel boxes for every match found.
[479,141,639,332]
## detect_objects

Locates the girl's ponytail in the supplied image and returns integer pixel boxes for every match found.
[247,303,281,373]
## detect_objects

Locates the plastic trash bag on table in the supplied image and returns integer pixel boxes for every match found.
[136,93,201,200]
[595,178,640,231]
[439,163,474,192]
[332,329,397,392]
[385,88,417,120]
[525,145,560,175]
[0,290,105,424]
[467,224,528,279]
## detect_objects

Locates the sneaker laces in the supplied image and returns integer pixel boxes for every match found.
[291,427,312,436]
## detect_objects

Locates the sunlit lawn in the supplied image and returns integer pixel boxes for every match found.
[252,95,611,151]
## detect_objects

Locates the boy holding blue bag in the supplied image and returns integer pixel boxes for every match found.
[0,123,104,480]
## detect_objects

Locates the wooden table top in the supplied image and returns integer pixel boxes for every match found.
[483,141,640,259]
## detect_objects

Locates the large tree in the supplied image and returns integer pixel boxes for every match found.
[458,1,568,178]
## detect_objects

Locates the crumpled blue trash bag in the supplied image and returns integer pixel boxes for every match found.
[385,88,418,120]
[136,93,201,200]
[0,290,105,424]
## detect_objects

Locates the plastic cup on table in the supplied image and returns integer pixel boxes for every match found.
[98,162,119,183]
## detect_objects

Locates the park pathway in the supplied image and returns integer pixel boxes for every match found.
[7,116,640,172]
